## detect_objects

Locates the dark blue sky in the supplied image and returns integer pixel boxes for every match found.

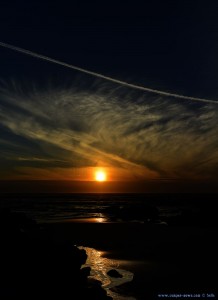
[0,0,218,99]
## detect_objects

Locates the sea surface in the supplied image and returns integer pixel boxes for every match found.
[0,192,217,224]
[1,193,217,300]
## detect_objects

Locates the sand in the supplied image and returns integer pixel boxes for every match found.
[42,220,218,299]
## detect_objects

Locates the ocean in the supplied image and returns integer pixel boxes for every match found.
[0,192,217,225]
[0,192,217,299]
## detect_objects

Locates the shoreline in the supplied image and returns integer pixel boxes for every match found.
[1,205,217,300]
[42,220,217,299]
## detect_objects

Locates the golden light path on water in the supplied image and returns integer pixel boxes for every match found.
[78,246,136,300]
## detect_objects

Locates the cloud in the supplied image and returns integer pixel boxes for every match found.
[0,41,217,105]
[0,80,218,182]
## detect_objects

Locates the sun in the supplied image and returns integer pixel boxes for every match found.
[95,170,106,182]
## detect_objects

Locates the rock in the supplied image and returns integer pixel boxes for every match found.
[88,277,102,286]
[83,284,113,300]
[107,269,122,278]
[0,211,114,300]
[80,266,91,283]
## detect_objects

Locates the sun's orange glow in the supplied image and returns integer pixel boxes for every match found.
[95,170,107,182]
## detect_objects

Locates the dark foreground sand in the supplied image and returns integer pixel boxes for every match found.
[42,220,218,299]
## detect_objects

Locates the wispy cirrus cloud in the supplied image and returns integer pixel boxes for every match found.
[0,80,217,182]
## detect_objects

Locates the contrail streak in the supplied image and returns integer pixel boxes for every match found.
[0,41,217,104]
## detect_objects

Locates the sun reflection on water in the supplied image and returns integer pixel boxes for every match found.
[94,217,106,223]
[78,246,136,300]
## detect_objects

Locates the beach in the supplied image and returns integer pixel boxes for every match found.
[42,220,218,299]
[1,193,217,299]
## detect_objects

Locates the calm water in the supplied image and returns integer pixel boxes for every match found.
[79,246,136,300]
[0,192,216,224]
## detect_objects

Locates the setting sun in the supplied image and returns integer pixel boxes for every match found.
[95,170,106,182]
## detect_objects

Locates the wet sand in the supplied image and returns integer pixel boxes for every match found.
[42,220,218,299]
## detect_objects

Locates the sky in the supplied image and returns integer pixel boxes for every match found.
[0,0,218,192]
